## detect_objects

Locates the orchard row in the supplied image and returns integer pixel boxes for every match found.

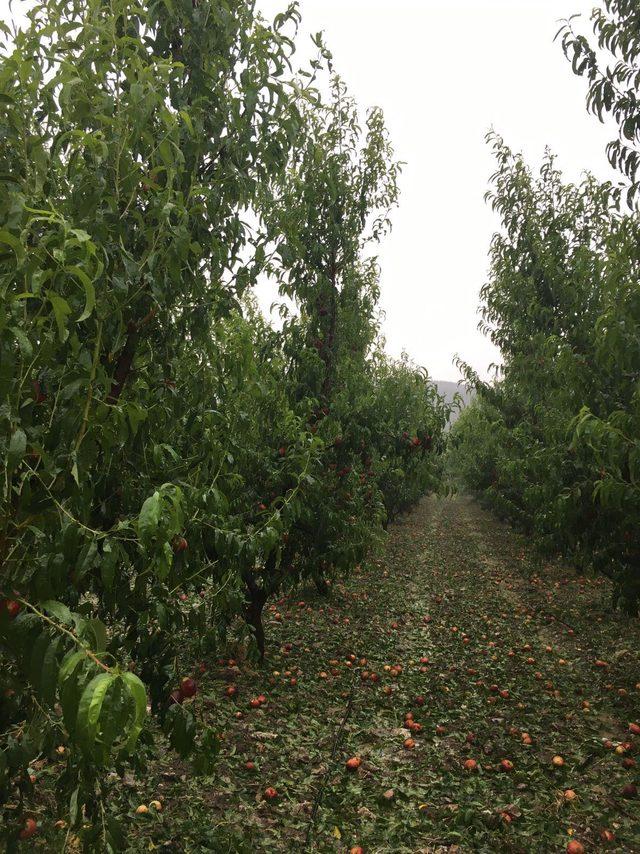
[0,0,449,846]
[449,2,640,616]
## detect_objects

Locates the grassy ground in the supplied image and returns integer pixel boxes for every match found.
[43,495,640,851]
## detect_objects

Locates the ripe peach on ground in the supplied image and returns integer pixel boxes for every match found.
[180,677,197,698]
[19,818,37,840]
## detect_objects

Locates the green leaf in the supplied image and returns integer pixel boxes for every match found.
[158,138,174,167]
[122,672,147,751]
[165,705,196,757]
[66,265,96,322]
[138,491,160,543]
[76,672,115,758]
[29,631,51,692]
[69,786,80,827]
[9,327,33,359]
[179,110,194,136]
[46,291,72,342]
[0,229,24,260]
[58,650,86,687]
[40,635,62,706]
[86,619,107,653]
[7,427,26,471]
[58,651,89,736]
[40,600,73,625]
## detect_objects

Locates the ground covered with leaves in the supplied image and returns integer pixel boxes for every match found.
[41,496,640,851]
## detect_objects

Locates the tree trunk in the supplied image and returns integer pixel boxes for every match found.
[315,576,329,596]
[242,572,267,661]
[242,550,280,661]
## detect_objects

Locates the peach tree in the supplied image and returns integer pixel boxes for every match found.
[0,0,303,843]
[0,0,452,845]
[450,133,640,612]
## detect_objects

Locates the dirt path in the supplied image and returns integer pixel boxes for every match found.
[127,495,640,853]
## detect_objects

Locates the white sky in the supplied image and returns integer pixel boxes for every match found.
[255,0,618,381]
[1,0,618,381]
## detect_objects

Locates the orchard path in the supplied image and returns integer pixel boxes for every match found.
[127,495,640,853]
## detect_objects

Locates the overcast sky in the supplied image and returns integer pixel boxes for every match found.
[254,0,617,381]
[1,0,617,381]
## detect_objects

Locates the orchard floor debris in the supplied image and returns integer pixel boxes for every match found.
[55,497,640,851]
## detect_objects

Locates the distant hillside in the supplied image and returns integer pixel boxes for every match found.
[434,380,474,424]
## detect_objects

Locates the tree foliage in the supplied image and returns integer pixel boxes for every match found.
[558,0,640,206]
[0,0,448,844]
[450,132,640,614]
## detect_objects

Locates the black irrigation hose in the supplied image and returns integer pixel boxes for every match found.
[304,670,359,848]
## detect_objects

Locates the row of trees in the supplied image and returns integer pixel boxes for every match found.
[0,0,449,846]
[449,0,640,614]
